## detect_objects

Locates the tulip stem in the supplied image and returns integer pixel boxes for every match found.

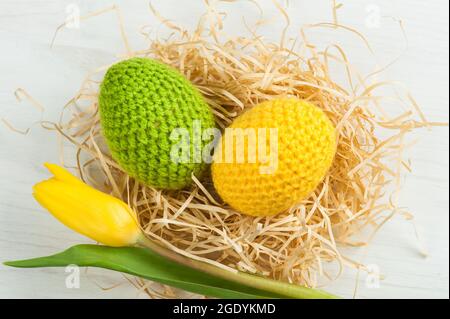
[136,234,338,299]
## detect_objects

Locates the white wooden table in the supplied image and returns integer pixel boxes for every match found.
[0,0,448,299]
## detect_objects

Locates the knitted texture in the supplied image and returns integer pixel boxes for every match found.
[99,57,216,190]
[212,98,336,216]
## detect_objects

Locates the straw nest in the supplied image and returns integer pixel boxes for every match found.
[13,1,446,298]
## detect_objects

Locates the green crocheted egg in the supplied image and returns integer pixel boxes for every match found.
[99,57,216,190]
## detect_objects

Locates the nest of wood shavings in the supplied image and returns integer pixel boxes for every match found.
[33,2,446,297]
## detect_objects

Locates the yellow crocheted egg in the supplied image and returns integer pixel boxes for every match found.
[212,98,336,216]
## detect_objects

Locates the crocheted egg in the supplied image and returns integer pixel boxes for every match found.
[99,57,216,190]
[212,98,336,216]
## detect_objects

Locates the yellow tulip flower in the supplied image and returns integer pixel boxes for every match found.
[33,163,141,247]
[20,164,338,299]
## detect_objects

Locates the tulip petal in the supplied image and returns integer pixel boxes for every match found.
[33,164,141,247]
[44,163,85,186]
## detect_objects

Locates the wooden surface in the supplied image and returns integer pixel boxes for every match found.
[0,0,448,299]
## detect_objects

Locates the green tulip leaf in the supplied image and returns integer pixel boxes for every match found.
[4,244,337,299]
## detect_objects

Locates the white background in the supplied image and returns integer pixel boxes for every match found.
[0,0,448,299]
